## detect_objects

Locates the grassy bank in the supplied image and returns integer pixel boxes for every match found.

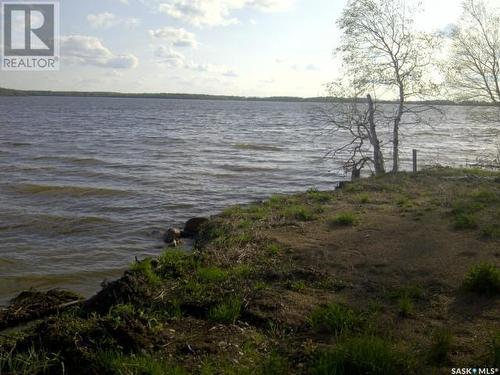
[1,167,499,374]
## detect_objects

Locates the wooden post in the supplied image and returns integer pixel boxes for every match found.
[413,149,418,173]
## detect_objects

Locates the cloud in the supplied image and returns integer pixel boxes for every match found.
[185,61,239,76]
[157,0,294,27]
[61,35,139,69]
[87,12,140,29]
[149,27,198,48]
[155,46,186,66]
[153,46,238,77]
[247,0,294,12]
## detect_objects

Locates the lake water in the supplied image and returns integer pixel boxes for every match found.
[0,96,498,305]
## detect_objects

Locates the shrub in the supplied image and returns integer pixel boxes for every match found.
[471,190,499,204]
[328,212,359,227]
[428,329,453,365]
[308,303,362,336]
[462,263,500,295]
[208,297,242,324]
[453,213,479,230]
[310,336,412,375]
[481,224,500,239]
[452,199,484,215]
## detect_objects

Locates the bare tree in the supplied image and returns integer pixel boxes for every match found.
[325,88,385,178]
[332,0,439,173]
[448,0,500,105]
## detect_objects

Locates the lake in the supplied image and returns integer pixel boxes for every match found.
[0,96,497,304]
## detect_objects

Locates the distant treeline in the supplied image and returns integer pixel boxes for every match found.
[0,87,495,106]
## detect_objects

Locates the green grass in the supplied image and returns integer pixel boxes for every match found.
[308,303,362,336]
[260,352,290,375]
[492,332,500,367]
[328,212,359,227]
[287,280,307,292]
[310,336,413,375]
[197,267,229,283]
[0,346,60,375]
[158,250,199,279]
[452,199,485,215]
[306,189,334,204]
[387,285,423,317]
[396,196,413,209]
[462,263,500,295]
[229,265,254,279]
[95,351,187,375]
[397,296,414,318]
[130,258,161,286]
[208,297,242,324]
[268,194,292,207]
[450,196,486,230]
[427,329,453,365]
[358,193,370,204]
[264,242,283,256]
[282,205,316,221]
[387,285,424,300]
[471,190,499,204]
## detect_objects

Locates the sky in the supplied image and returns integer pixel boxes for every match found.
[0,0,465,97]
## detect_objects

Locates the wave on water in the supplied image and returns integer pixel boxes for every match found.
[233,143,283,152]
[33,155,111,166]
[219,164,278,173]
[11,183,131,197]
[2,141,32,147]
[0,213,118,236]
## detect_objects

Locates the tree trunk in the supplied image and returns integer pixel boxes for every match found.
[392,87,404,173]
[367,94,385,175]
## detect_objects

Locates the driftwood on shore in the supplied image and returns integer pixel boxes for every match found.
[0,289,82,331]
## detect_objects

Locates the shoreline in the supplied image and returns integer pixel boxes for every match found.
[1,167,499,374]
[2,87,498,106]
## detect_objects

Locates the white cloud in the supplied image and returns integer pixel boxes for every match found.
[87,12,140,29]
[185,61,239,77]
[61,35,139,69]
[149,27,198,48]
[157,0,294,27]
[247,0,294,12]
[153,45,238,77]
[155,46,186,66]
